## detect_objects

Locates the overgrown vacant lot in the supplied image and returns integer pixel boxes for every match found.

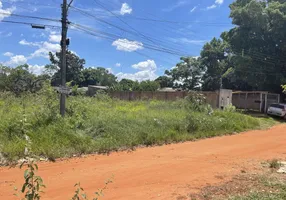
[0,87,276,162]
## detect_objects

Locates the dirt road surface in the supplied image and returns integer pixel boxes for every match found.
[1,125,286,200]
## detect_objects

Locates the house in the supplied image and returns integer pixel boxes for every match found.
[88,85,108,96]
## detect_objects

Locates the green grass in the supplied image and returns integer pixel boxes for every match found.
[0,89,276,163]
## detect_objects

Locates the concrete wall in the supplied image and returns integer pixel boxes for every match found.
[232,93,261,110]
[218,89,233,109]
[109,91,189,101]
[232,92,280,112]
[108,91,228,109]
[201,91,219,108]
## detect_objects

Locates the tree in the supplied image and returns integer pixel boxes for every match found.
[81,67,117,87]
[48,50,85,86]
[140,80,160,91]
[165,57,203,90]
[200,37,231,91]
[0,64,47,95]
[224,0,286,92]
[155,76,173,88]
[110,79,159,91]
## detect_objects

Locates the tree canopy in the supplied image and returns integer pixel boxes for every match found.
[166,0,286,93]
[0,64,48,95]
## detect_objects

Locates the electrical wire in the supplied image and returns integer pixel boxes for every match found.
[0,12,61,22]
[0,20,61,29]
[70,5,190,56]
[93,0,193,56]
[70,23,187,56]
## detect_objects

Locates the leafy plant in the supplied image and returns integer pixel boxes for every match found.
[269,159,281,169]
[224,104,236,112]
[282,85,286,93]
[71,178,113,200]
[15,160,46,200]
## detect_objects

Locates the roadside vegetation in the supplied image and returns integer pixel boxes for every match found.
[189,160,286,200]
[190,172,286,200]
[0,85,275,163]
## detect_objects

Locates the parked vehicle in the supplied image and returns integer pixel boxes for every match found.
[267,104,286,119]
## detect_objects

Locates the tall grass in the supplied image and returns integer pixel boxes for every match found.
[0,87,276,162]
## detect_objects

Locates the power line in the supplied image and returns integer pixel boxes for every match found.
[70,23,187,56]
[71,25,178,69]
[124,16,232,26]
[93,0,192,56]
[0,12,61,22]
[0,20,61,29]
[71,24,155,60]
[70,5,189,56]
[1,0,36,12]
[2,0,59,9]
[93,0,163,47]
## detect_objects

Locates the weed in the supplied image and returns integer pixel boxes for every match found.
[269,159,281,169]
[0,87,276,162]
[15,159,46,200]
[71,178,113,200]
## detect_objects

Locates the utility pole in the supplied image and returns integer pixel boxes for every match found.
[60,0,73,117]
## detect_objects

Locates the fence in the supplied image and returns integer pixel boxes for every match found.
[232,91,280,112]
[107,89,233,109]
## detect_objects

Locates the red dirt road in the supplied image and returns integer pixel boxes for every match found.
[1,125,286,200]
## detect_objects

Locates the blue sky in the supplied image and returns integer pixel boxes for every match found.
[0,0,234,81]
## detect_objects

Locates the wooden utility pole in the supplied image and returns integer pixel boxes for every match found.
[60,0,72,117]
[60,0,68,116]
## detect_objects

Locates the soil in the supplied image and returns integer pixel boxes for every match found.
[1,124,286,200]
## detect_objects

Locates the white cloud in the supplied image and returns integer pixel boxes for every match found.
[132,60,157,71]
[106,68,113,74]
[190,6,197,13]
[206,0,224,10]
[116,70,158,82]
[28,64,46,75]
[169,37,206,45]
[112,38,144,52]
[3,52,13,57]
[19,39,41,47]
[5,55,28,67]
[115,63,121,67]
[117,60,158,82]
[49,34,61,43]
[215,0,224,5]
[163,1,189,12]
[18,37,60,59]
[0,1,15,21]
[30,41,60,58]
[206,4,217,10]
[120,3,132,15]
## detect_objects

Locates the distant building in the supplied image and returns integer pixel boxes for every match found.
[157,87,182,92]
[88,85,108,96]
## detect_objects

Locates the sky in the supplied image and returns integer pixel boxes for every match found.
[0,0,234,81]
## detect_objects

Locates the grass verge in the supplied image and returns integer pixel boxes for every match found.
[0,89,277,163]
[189,162,286,200]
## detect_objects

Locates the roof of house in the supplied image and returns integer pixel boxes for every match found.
[88,85,108,90]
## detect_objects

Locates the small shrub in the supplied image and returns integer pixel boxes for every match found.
[184,91,213,114]
[71,178,113,200]
[224,104,236,112]
[15,159,45,200]
[269,159,281,169]
[94,90,111,101]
